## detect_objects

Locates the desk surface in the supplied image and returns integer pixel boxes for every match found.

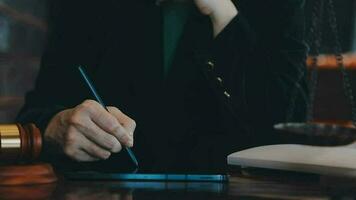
[1,171,356,200]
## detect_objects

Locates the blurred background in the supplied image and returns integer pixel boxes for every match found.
[0,0,47,121]
[0,0,355,123]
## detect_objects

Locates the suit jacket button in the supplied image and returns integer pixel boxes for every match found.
[207,61,215,70]
[224,91,231,98]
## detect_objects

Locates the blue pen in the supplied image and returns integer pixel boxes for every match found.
[78,66,139,168]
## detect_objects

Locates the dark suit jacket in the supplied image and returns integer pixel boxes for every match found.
[17,0,308,173]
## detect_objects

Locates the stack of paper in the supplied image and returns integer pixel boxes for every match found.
[228,144,356,177]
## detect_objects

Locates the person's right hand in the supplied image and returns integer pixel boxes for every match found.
[44,100,136,162]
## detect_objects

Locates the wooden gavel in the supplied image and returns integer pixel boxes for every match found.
[0,124,57,186]
[0,124,41,164]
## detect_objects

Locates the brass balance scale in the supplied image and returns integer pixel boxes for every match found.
[274,0,356,146]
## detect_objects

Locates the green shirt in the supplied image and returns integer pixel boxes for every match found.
[163,2,192,76]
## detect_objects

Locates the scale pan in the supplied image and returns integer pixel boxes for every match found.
[274,122,356,146]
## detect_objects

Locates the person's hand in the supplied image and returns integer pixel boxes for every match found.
[157,0,238,36]
[44,100,136,162]
[194,0,238,36]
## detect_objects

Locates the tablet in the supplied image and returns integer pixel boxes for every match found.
[65,171,229,182]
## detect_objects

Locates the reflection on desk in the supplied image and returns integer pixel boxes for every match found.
[1,172,356,200]
[0,183,56,200]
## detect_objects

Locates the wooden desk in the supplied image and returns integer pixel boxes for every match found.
[1,172,355,200]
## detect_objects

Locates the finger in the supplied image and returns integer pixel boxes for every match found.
[76,117,122,153]
[77,132,112,160]
[107,107,136,137]
[81,100,132,147]
[63,128,101,162]
[72,149,101,162]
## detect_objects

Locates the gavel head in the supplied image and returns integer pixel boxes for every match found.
[0,124,42,164]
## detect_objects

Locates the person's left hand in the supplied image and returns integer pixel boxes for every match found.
[193,0,231,16]
[156,0,238,37]
[193,0,238,36]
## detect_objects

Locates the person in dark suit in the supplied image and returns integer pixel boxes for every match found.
[17,0,308,173]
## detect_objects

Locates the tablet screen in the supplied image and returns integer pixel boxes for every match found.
[65,171,229,182]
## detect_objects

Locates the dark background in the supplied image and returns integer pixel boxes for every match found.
[0,0,355,123]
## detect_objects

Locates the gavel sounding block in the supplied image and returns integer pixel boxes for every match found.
[0,163,57,186]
